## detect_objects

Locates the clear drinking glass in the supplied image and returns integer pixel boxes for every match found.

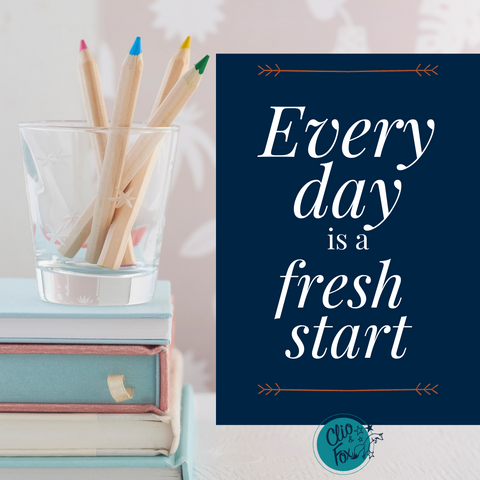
[19,121,179,306]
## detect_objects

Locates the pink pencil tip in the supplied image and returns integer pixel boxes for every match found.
[79,39,88,52]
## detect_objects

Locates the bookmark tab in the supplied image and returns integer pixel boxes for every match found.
[107,375,134,403]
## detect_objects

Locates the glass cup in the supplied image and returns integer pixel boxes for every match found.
[19,121,179,306]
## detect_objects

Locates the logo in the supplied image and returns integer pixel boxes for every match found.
[313,413,383,475]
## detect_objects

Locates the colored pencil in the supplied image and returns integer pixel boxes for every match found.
[78,39,108,174]
[150,36,191,118]
[77,39,136,266]
[58,40,196,261]
[121,37,190,264]
[85,37,143,265]
[116,36,191,252]
[98,55,209,269]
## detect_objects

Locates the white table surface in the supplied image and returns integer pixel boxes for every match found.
[194,393,480,479]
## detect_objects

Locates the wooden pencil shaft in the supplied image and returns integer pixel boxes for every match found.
[79,49,109,128]
[79,48,135,266]
[98,155,157,269]
[86,131,129,263]
[150,48,190,118]
[121,237,136,265]
[122,66,200,184]
[85,52,143,264]
[78,49,108,173]
[57,205,93,257]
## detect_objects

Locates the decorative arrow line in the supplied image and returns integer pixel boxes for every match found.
[414,383,438,396]
[258,383,438,396]
[257,64,438,77]
[258,64,282,77]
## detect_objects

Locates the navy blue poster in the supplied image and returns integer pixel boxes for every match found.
[216,54,480,425]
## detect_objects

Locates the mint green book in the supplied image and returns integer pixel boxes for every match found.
[0,278,173,345]
[0,385,194,480]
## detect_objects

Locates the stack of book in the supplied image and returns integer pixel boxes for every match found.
[0,278,194,480]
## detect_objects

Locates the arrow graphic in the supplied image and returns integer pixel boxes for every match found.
[258,383,438,396]
[258,64,281,77]
[258,64,439,77]
[414,383,438,396]
[414,64,438,76]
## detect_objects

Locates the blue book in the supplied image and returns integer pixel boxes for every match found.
[0,343,171,413]
[0,385,194,480]
[0,278,173,345]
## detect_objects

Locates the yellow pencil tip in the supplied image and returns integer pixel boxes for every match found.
[180,36,191,49]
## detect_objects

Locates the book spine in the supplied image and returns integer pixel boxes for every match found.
[178,385,195,480]
[159,347,169,412]
[0,403,166,414]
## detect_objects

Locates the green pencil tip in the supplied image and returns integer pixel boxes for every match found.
[194,55,209,75]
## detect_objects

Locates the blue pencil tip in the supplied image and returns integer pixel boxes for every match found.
[129,37,142,55]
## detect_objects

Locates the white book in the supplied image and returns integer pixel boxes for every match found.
[0,350,183,457]
[0,383,195,480]
[0,279,172,344]
[0,469,183,480]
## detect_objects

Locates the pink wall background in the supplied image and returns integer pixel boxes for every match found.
[97,0,480,391]
[0,0,477,393]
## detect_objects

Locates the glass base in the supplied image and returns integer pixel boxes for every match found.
[36,266,157,306]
